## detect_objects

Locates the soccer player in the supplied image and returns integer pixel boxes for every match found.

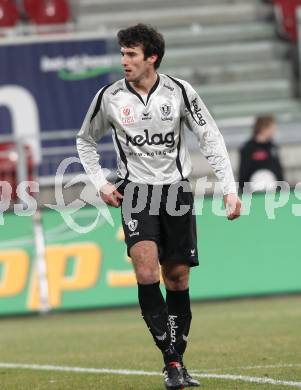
[77,24,241,389]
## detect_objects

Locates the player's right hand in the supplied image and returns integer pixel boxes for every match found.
[99,183,123,208]
[223,193,242,221]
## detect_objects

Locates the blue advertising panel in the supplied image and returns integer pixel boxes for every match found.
[0,34,120,170]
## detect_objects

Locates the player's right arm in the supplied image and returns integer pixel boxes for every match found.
[76,88,122,207]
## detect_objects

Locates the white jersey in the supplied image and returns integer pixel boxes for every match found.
[77,73,236,194]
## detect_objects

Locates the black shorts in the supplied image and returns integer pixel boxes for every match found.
[117,179,199,267]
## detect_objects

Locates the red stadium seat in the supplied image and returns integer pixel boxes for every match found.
[24,0,70,25]
[23,0,39,21]
[0,0,19,27]
[273,0,301,42]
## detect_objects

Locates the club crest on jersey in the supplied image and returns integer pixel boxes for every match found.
[120,106,135,125]
[160,104,173,121]
[123,107,130,116]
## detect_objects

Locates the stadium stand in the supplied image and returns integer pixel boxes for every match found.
[24,0,70,25]
[71,0,300,125]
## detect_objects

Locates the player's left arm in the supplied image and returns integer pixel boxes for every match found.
[182,81,241,220]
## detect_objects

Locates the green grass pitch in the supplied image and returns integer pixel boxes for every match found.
[0,296,300,389]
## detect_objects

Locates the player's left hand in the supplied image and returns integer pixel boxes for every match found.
[223,193,241,221]
[99,182,123,208]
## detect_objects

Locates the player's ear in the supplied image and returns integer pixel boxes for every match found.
[147,54,158,66]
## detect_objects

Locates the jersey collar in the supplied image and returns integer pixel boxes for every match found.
[125,74,160,106]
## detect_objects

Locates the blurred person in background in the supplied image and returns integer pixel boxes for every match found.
[77,23,241,390]
[238,115,284,193]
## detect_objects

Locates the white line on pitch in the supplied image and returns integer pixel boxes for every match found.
[190,363,301,372]
[193,373,301,388]
[1,363,301,388]
[0,364,159,377]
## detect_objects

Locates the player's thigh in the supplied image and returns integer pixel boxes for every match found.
[120,184,161,283]
[130,240,161,283]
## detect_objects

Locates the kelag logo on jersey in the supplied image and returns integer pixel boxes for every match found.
[191,98,206,126]
[126,129,175,148]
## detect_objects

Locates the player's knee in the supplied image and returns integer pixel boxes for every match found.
[136,268,160,284]
[164,272,189,291]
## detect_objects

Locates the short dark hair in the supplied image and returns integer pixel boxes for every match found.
[253,115,276,137]
[117,24,165,69]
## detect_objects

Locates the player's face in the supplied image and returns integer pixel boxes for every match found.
[120,46,156,82]
[263,124,276,141]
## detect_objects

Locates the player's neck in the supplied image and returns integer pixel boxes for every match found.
[255,134,270,143]
[130,71,158,96]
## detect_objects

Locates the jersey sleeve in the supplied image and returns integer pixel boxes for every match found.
[182,81,237,195]
[76,87,111,191]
